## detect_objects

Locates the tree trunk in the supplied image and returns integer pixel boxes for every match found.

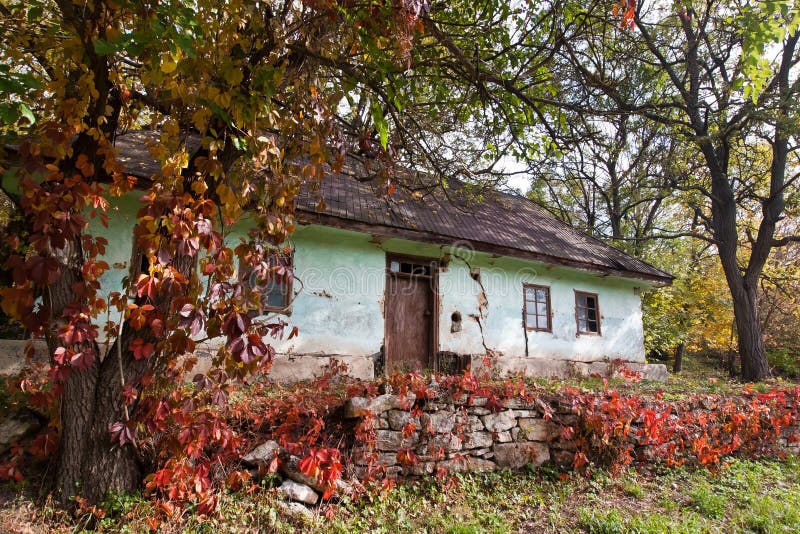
[79,329,148,503]
[699,135,770,383]
[51,133,227,504]
[51,232,197,503]
[733,284,770,381]
[47,238,101,502]
[672,342,684,373]
[78,252,198,503]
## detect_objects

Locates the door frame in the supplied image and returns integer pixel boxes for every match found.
[384,252,440,373]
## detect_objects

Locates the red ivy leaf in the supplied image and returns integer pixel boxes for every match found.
[129,337,155,360]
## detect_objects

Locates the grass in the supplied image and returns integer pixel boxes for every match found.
[2,458,797,533]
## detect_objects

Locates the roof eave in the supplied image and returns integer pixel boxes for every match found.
[296,210,674,287]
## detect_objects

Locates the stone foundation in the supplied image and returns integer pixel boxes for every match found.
[0,338,664,383]
[471,354,669,381]
[0,339,47,376]
[266,353,375,382]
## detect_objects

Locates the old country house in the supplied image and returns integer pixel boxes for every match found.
[93,131,673,381]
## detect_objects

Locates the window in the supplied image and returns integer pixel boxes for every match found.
[575,291,600,335]
[240,250,293,313]
[388,259,434,277]
[523,284,551,332]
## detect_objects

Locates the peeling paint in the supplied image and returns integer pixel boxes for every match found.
[85,200,652,367]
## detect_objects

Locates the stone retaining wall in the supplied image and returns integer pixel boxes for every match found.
[343,391,577,476]
[342,389,800,477]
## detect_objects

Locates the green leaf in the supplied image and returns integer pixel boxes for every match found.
[27,4,43,22]
[198,98,232,126]
[94,39,118,56]
[370,101,389,150]
[18,104,35,125]
[0,104,19,125]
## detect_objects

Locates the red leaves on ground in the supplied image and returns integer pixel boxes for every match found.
[0,462,24,483]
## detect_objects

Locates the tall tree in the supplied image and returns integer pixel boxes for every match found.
[529,108,681,257]
[0,0,576,505]
[0,0,448,504]
[551,0,800,380]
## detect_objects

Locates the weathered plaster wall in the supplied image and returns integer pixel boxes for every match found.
[293,226,646,362]
[85,191,142,328]
[81,196,654,378]
[270,225,385,358]
[435,254,648,364]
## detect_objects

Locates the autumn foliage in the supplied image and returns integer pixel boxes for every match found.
[3,360,800,522]
[0,0,435,508]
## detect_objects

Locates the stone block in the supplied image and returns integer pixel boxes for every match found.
[343,393,416,418]
[352,465,402,479]
[387,410,418,431]
[504,398,538,410]
[421,411,456,434]
[493,442,550,469]
[518,418,556,442]
[375,429,418,451]
[438,457,496,473]
[242,440,281,466]
[495,431,512,443]
[279,479,319,505]
[481,410,516,432]
[641,364,669,382]
[352,450,398,467]
[274,501,314,522]
[462,431,493,450]
[422,401,450,412]
[456,414,485,432]
[427,433,462,451]
[282,456,324,491]
[0,410,41,456]
[404,461,436,476]
[0,339,47,377]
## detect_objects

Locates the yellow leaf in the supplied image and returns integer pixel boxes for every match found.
[161,54,177,74]
[191,180,208,195]
[192,108,210,132]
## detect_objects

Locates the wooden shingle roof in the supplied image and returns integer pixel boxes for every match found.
[295,162,673,285]
[112,131,672,285]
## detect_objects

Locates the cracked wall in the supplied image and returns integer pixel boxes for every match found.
[84,197,652,374]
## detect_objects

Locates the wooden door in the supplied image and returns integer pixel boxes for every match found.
[384,255,437,373]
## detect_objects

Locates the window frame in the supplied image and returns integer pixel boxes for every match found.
[574,290,601,336]
[523,283,552,333]
[239,250,294,315]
